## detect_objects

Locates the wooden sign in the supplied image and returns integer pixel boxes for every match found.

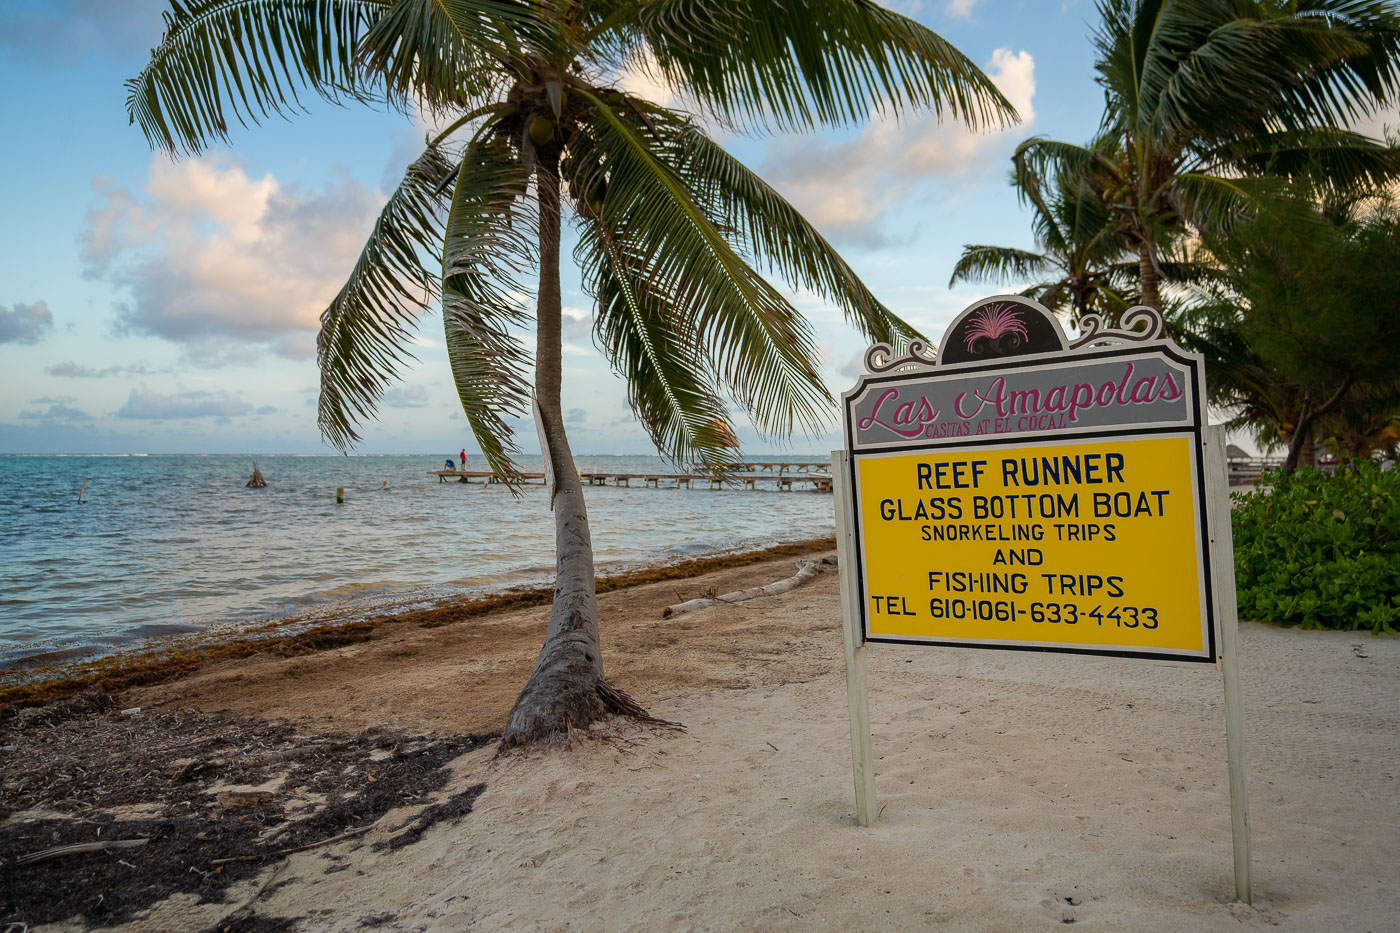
[831,296,1250,903]
[841,297,1216,662]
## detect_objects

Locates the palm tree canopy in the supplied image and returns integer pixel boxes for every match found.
[128,0,1017,476]
[950,170,1137,321]
[1013,0,1400,283]
[1094,0,1400,144]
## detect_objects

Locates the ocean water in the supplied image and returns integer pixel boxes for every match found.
[0,454,835,667]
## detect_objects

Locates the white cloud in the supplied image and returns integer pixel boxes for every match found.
[1351,106,1399,142]
[47,360,162,378]
[382,384,430,408]
[562,306,593,342]
[0,300,54,344]
[616,49,684,110]
[115,389,255,420]
[761,48,1036,244]
[838,350,868,383]
[19,401,92,423]
[82,156,385,359]
[944,0,979,19]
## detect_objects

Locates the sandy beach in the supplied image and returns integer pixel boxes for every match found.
[3,546,1397,932]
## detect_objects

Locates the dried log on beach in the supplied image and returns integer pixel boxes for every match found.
[246,461,267,488]
[661,556,836,618]
[16,838,149,865]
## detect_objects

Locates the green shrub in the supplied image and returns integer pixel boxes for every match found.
[1232,462,1399,633]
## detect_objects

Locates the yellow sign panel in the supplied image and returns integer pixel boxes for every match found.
[855,435,1210,658]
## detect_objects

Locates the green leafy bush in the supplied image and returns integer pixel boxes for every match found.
[1232,462,1399,634]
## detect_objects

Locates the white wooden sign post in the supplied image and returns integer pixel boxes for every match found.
[833,296,1251,904]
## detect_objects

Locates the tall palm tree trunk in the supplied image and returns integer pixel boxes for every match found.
[500,150,644,747]
[1138,241,1161,310]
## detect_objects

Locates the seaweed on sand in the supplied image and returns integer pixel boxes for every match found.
[0,695,493,928]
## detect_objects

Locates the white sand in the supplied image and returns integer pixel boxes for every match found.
[105,566,1398,932]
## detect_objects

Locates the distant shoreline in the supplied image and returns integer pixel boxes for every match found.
[0,536,836,710]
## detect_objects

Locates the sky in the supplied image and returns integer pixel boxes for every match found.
[0,0,1155,456]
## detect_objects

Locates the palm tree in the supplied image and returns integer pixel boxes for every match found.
[949,167,1226,325]
[949,171,1135,324]
[127,0,1016,746]
[1013,0,1400,310]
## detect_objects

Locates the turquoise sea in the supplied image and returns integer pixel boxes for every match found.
[0,453,835,668]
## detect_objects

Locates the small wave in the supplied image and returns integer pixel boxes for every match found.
[667,542,720,556]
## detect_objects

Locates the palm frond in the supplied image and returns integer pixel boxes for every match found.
[585,228,741,470]
[358,0,549,112]
[948,245,1055,287]
[126,0,387,155]
[1012,136,1120,205]
[1172,171,1260,233]
[644,110,919,348]
[570,88,832,439]
[1155,258,1228,287]
[621,0,1016,132]
[440,137,538,480]
[317,143,456,450]
[1202,127,1400,194]
[1097,0,1400,142]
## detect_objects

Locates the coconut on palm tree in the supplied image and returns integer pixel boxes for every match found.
[1013,0,1400,310]
[127,0,1017,747]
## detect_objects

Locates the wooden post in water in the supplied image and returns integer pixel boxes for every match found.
[77,478,88,504]
[336,487,344,504]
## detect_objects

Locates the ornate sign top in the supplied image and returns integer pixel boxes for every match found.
[845,298,1188,452]
[862,295,1166,375]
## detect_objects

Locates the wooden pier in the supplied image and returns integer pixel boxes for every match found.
[430,470,547,484]
[582,471,831,491]
[428,464,832,491]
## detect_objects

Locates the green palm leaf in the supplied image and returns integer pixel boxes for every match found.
[1095,0,1400,142]
[317,143,457,450]
[585,229,739,470]
[1171,171,1259,233]
[1199,127,1400,194]
[358,0,548,112]
[1013,136,1121,205]
[619,0,1016,132]
[126,0,387,155]
[126,0,547,155]
[644,109,919,348]
[441,137,537,480]
[948,245,1056,287]
[570,87,831,438]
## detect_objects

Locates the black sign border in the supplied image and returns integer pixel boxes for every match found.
[841,342,1218,664]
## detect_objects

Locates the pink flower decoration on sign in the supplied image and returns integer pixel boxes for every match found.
[963,303,1029,351]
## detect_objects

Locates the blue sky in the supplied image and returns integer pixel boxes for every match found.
[0,0,1119,455]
